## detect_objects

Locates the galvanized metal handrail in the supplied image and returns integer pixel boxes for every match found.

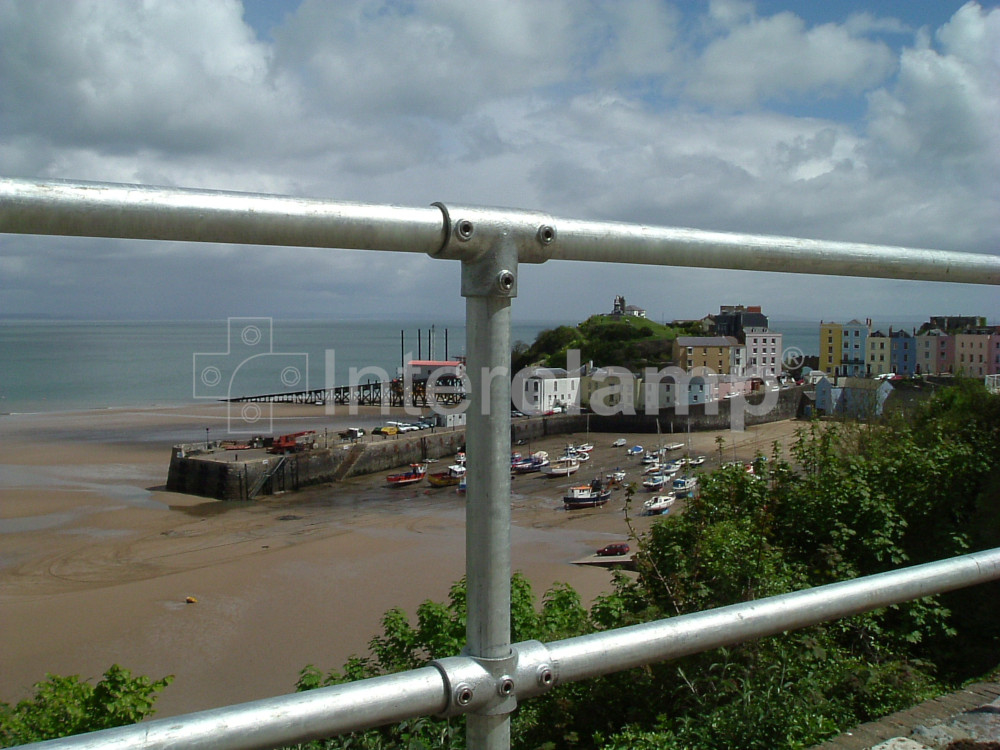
[2,177,999,283]
[18,546,1000,750]
[3,175,999,750]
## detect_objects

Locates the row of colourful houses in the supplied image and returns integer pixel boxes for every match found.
[519,333,784,414]
[819,318,1000,378]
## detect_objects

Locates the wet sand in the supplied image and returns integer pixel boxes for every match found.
[0,403,802,717]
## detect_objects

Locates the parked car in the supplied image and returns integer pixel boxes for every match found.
[596,542,630,556]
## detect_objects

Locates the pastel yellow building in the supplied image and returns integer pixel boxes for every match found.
[866,331,892,376]
[819,322,843,375]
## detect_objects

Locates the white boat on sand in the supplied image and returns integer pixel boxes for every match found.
[542,456,580,477]
[643,493,676,514]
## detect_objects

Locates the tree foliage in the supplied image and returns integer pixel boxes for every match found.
[0,665,172,747]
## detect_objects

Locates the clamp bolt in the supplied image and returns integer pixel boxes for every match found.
[456,219,475,241]
[454,683,474,707]
[498,677,515,697]
[497,270,515,293]
[537,665,554,688]
[537,225,556,245]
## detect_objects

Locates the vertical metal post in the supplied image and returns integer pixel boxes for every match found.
[462,240,518,750]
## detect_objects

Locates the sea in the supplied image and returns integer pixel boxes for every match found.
[0,318,919,415]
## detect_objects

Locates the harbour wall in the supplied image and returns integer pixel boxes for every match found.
[167,386,805,500]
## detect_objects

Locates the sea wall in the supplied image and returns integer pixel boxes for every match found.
[167,429,469,501]
[167,386,805,500]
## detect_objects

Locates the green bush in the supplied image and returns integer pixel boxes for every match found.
[0,665,172,746]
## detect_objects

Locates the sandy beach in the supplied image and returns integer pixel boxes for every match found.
[0,403,803,718]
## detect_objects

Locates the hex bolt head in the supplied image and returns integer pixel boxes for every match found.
[497,270,515,293]
[498,677,515,697]
[537,665,554,688]
[537,225,556,245]
[454,683,474,707]
[456,219,475,241]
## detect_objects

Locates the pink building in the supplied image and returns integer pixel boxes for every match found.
[955,329,1000,378]
[915,329,954,375]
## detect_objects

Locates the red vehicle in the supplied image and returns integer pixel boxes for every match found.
[596,542,630,557]
[267,431,317,454]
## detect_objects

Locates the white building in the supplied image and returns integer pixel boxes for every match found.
[518,366,582,414]
[744,327,783,378]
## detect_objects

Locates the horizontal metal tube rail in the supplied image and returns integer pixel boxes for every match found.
[547,546,1000,684]
[20,667,448,750]
[20,546,1000,750]
[2,177,998,284]
[0,178,447,255]
[545,218,1000,284]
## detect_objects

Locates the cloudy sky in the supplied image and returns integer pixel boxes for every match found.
[1,0,997,324]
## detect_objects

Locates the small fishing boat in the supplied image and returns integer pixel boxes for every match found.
[427,464,466,487]
[664,442,684,451]
[672,476,699,495]
[641,452,660,465]
[512,451,549,474]
[575,443,593,453]
[541,456,579,477]
[642,473,668,491]
[606,468,627,485]
[563,477,611,509]
[643,462,663,475]
[687,455,706,466]
[626,445,644,456]
[643,493,676,515]
[387,463,427,486]
[611,438,626,447]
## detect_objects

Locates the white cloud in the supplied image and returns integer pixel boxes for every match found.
[688,11,897,107]
[0,1,996,324]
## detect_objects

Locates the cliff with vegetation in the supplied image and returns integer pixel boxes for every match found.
[512,315,705,373]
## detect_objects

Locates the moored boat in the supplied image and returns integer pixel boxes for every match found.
[427,464,466,487]
[642,473,668,491]
[643,493,676,515]
[386,463,427,486]
[541,456,579,477]
[512,451,549,474]
[563,477,611,509]
[672,476,698,495]
[626,445,644,456]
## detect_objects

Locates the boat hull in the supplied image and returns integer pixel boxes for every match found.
[563,489,611,510]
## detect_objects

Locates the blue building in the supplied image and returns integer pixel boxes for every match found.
[889,329,916,376]
[839,319,870,377]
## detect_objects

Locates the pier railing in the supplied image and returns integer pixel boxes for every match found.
[2,177,1000,750]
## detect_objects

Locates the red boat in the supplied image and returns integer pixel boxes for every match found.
[386,463,427,486]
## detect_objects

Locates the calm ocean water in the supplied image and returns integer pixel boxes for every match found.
[0,318,920,414]
[0,319,558,414]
